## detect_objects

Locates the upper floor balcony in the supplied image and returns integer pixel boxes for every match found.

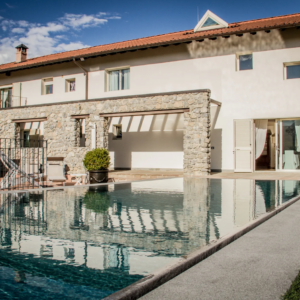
[0,88,27,108]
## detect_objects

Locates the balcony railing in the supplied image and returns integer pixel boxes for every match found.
[0,95,27,108]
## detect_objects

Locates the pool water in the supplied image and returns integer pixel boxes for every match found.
[0,178,299,299]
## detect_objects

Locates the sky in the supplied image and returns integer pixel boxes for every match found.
[0,0,299,65]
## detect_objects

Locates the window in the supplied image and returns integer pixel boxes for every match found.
[238,54,253,71]
[66,78,76,92]
[194,10,228,32]
[202,17,219,28]
[74,118,86,147]
[285,63,300,79]
[20,122,44,148]
[42,78,53,95]
[0,87,12,108]
[79,119,85,147]
[113,125,122,139]
[21,130,41,148]
[107,68,130,91]
[23,130,30,148]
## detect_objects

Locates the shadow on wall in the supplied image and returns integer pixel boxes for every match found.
[210,104,222,172]
[187,29,299,59]
[108,114,184,169]
[211,129,222,172]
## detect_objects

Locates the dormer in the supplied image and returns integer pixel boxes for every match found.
[15,44,28,63]
[194,10,228,32]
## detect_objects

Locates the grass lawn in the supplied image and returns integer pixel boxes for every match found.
[283,270,300,299]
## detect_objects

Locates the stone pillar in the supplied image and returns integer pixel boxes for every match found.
[183,92,211,176]
[74,119,80,147]
[14,123,21,148]
[85,117,91,149]
[96,117,109,149]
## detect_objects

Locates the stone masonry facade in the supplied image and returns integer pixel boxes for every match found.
[0,90,211,176]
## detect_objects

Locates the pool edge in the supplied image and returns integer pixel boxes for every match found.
[103,194,300,300]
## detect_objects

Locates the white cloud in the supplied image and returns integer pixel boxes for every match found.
[0,11,121,64]
[18,20,29,27]
[60,13,107,28]
[27,23,67,35]
[54,42,89,52]
[11,28,25,34]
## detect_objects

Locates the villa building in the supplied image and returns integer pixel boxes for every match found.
[0,10,300,175]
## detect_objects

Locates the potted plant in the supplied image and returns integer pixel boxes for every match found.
[83,148,110,184]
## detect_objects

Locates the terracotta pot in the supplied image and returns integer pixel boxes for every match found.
[89,170,108,184]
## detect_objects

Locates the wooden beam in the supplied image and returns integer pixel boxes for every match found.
[100,108,189,118]
[211,99,222,106]
[11,117,47,123]
[47,157,65,161]
[71,114,90,119]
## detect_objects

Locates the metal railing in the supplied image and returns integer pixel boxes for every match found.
[0,95,28,108]
[0,138,47,190]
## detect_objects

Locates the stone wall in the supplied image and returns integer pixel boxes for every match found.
[0,90,211,176]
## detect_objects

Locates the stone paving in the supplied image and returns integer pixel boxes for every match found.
[109,169,300,181]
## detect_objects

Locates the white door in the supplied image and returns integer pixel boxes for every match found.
[234,119,254,172]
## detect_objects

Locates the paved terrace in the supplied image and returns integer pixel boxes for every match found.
[108,170,300,181]
[141,197,300,300]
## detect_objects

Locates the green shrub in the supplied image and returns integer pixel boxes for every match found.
[83,148,110,171]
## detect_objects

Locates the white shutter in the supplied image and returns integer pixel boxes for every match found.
[12,82,21,106]
[234,119,254,172]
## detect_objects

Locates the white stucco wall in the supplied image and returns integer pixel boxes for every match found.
[1,29,300,170]
[108,114,184,169]
[21,73,86,104]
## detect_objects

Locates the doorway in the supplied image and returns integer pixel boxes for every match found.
[276,119,300,171]
[255,120,276,171]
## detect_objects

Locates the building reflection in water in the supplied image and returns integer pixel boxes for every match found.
[0,178,299,280]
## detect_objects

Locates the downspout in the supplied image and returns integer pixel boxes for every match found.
[73,58,88,100]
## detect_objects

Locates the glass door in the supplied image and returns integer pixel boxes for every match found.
[275,120,281,170]
[276,119,300,171]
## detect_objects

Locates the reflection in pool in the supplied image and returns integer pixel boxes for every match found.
[0,178,299,299]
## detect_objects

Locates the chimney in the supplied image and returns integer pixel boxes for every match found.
[15,44,28,63]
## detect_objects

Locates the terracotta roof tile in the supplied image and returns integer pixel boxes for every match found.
[1,12,300,73]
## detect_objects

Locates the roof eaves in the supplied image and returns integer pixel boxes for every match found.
[1,16,300,74]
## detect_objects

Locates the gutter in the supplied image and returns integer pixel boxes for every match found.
[73,58,88,100]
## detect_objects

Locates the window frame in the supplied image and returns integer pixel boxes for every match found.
[42,78,53,95]
[105,66,130,92]
[0,86,12,108]
[284,62,300,80]
[65,78,76,92]
[236,52,253,71]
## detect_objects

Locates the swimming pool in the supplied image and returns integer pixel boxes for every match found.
[0,178,299,299]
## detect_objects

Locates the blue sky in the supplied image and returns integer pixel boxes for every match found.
[0,0,299,64]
